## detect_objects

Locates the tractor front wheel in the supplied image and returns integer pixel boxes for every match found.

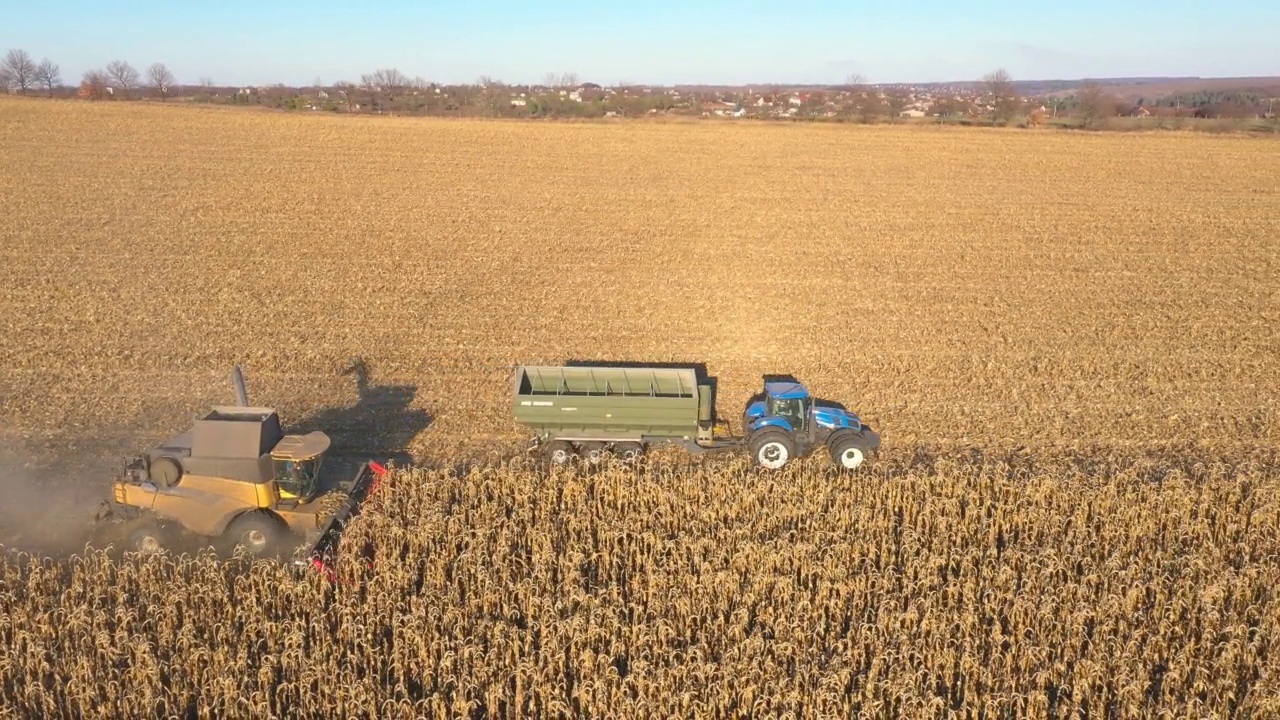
[830,436,870,470]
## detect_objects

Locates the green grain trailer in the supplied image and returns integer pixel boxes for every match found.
[511,364,880,470]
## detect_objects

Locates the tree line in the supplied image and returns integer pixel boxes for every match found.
[4,48,1275,132]
[1,49,177,101]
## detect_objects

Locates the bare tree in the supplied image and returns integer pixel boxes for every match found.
[542,71,579,88]
[885,88,910,119]
[983,68,1018,124]
[1077,81,1116,129]
[841,73,881,123]
[105,60,139,97]
[79,68,109,100]
[371,68,407,101]
[474,76,505,116]
[147,62,176,100]
[33,58,60,97]
[334,80,357,111]
[2,49,37,93]
[198,77,214,88]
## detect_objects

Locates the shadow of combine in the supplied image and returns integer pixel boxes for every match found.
[290,358,432,470]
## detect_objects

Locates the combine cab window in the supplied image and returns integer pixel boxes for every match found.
[274,456,322,500]
[767,397,809,433]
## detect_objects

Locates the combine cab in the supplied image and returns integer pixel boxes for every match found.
[96,366,387,572]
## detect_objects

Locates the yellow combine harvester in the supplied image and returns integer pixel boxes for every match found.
[95,366,385,574]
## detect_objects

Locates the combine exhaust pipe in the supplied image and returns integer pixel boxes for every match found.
[232,365,249,406]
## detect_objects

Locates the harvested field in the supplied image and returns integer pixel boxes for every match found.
[1,96,1278,716]
[2,97,1276,459]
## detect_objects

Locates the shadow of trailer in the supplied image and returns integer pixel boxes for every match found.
[511,362,879,471]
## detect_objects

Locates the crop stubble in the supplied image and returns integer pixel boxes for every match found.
[3,458,1280,717]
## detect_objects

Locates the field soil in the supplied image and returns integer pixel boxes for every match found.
[3,99,1276,458]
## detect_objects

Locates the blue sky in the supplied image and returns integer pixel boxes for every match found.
[2,1,1276,86]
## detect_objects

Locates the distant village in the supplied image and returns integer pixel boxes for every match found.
[193,81,1136,118]
[3,45,1276,128]
[155,78,1280,127]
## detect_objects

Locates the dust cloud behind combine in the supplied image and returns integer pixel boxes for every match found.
[0,439,112,557]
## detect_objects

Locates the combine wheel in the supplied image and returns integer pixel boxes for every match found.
[225,512,287,557]
[578,442,607,465]
[749,430,796,470]
[128,523,166,555]
[614,441,645,464]
[545,440,574,465]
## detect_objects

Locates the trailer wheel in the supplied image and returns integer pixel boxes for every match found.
[830,435,869,470]
[578,442,606,465]
[545,440,574,465]
[614,442,645,464]
[750,430,796,470]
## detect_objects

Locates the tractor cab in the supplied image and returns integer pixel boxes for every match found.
[763,381,811,433]
[743,377,864,438]
[744,380,815,434]
[270,431,331,503]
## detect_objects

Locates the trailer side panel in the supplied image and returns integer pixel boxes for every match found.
[512,366,702,441]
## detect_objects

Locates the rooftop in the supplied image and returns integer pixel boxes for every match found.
[765,381,809,399]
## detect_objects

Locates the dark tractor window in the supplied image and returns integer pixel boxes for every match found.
[767,396,809,432]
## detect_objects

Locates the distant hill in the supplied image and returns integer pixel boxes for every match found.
[1000,77,1280,100]
[668,77,1280,100]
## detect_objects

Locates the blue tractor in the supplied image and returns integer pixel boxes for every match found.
[742,379,880,470]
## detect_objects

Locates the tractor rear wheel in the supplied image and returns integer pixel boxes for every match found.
[749,429,797,470]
